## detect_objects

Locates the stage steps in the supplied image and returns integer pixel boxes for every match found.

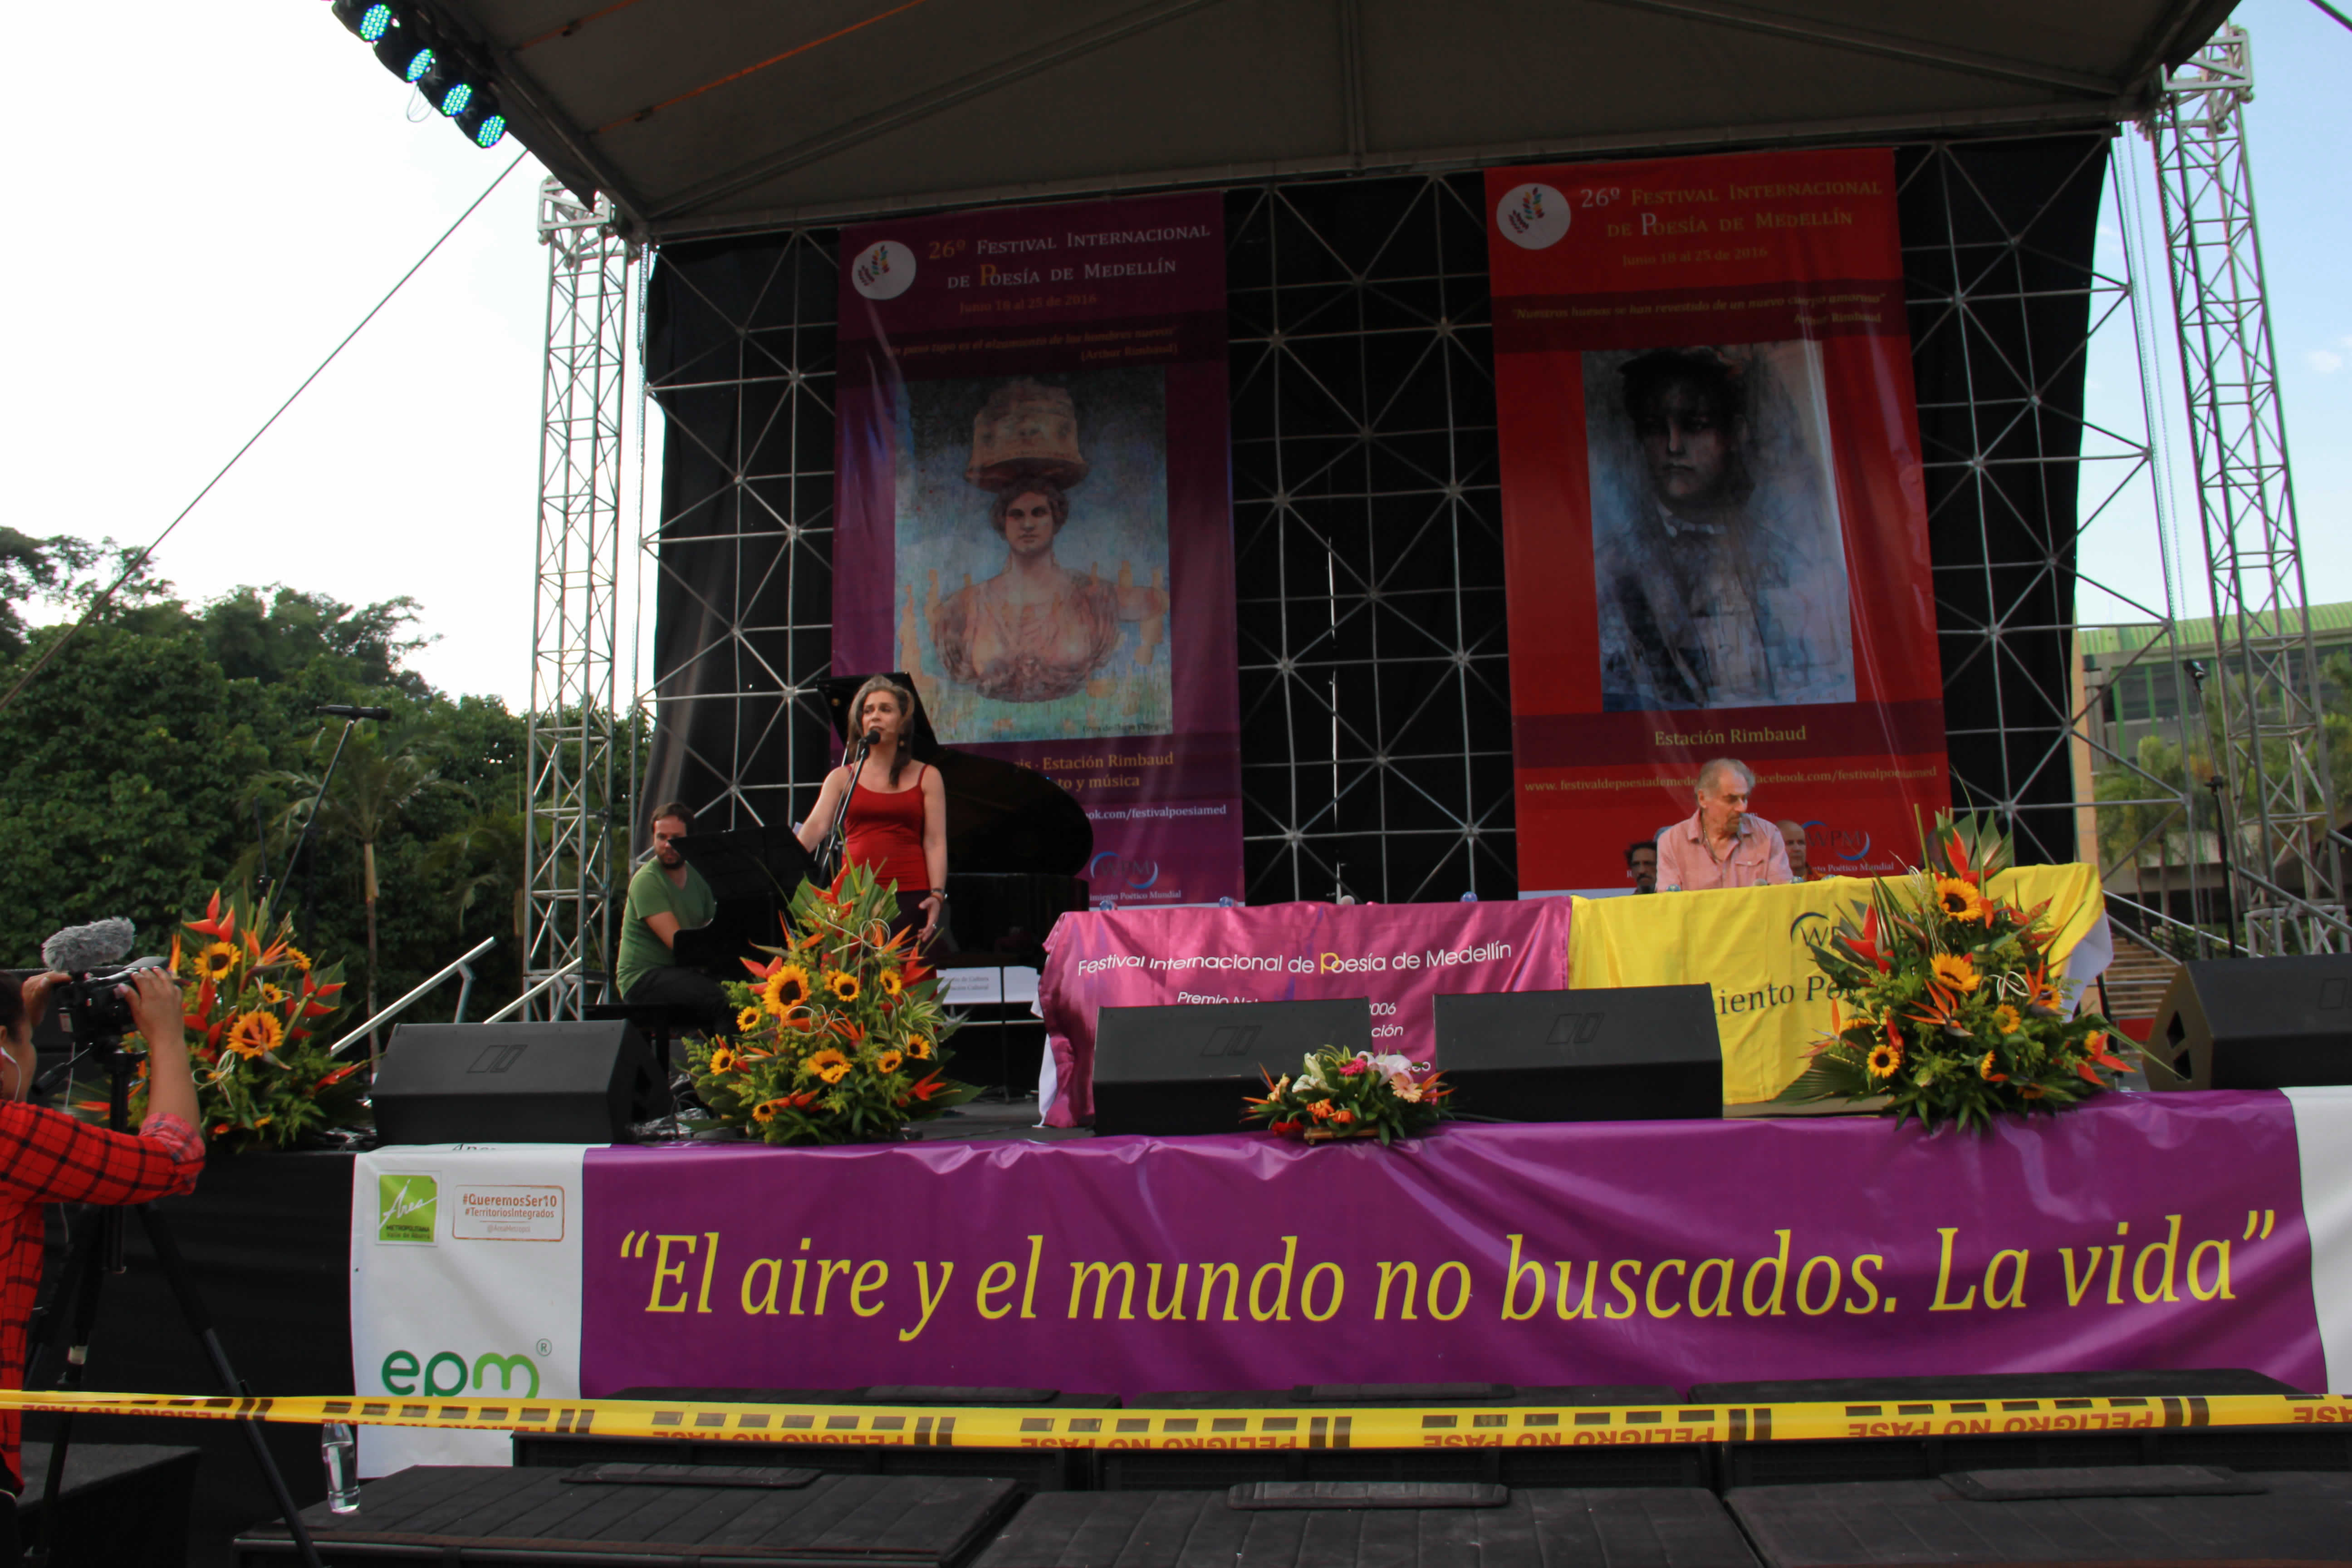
[2099,923,2181,1029]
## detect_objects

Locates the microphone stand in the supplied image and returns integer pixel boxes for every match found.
[819,731,878,882]
[263,713,366,946]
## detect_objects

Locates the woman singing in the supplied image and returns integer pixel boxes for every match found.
[796,676,948,948]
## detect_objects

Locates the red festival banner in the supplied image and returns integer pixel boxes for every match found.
[1486,150,1948,892]
[834,194,1242,906]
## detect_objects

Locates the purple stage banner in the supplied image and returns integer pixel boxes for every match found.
[1035,901,1575,1127]
[578,1093,2320,1399]
[833,193,1241,907]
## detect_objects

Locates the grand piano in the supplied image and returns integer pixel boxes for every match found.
[672,673,1093,996]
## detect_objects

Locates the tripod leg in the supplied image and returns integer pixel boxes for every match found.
[135,1208,325,1568]
[24,1211,111,1568]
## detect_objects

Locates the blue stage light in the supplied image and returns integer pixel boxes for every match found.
[357,5,393,42]
[456,92,505,148]
[402,47,434,84]
[473,114,506,149]
[437,81,473,118]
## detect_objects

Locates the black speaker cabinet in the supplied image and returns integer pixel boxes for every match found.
[373,1022,666,1145]
[1434,985,1722,1121]
[2144,955,2352,1091]
[1093,999,1373,1137]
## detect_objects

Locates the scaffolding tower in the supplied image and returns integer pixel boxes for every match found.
[2149,24,2344,951]
[524,177,632,1016]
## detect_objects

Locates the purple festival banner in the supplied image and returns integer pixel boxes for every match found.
[834,193,1241,907]
[580,1093,2320,1399]
[1035,901,1575,1127]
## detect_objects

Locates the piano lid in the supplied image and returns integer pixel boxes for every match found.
[820,674,1092,878]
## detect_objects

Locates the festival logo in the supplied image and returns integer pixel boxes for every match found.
[850,240,916,300]
[377,1173,437,1245]
[1495,182,1570,250]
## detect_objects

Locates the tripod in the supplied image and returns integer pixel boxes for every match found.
[22,1042,323,1568]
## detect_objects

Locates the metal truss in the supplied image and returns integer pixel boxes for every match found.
[524,176,632,1017]
[638,230,843,838]
[2148,24,2345,948]
[630,146,2200,916]
[1897,137,2202,927]
[1228,175,1514,904]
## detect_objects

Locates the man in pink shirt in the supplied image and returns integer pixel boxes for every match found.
[1654,757,1792,891]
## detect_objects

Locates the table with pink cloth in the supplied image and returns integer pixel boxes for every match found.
[1035,900,1575,1126]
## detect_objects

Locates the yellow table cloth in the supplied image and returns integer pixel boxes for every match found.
[1568,864,2107,1103]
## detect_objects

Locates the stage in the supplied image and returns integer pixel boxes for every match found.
[351,1086,2352,1476]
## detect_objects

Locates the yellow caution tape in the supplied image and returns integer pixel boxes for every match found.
[0,1390,2346,1450]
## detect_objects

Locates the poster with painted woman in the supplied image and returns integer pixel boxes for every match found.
[834,193,1243,907]
[1487,149,1950,894]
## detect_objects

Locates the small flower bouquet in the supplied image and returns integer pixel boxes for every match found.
[1244,1047,1451,1145]
[101,889,365,1151]
[684,862,979,1145]
[1774,813,2132,1132]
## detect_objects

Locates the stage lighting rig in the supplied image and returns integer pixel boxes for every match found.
[323,0,506,149]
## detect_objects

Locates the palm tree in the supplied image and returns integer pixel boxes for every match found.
[263,729,453,1059]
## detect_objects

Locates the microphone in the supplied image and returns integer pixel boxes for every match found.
[860,729,882,750]
[41,918,135,975]
[316,704,393,720]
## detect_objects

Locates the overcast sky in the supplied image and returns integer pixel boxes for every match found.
[2,2,2343,709]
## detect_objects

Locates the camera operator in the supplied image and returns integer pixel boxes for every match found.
[0,967,202,1543]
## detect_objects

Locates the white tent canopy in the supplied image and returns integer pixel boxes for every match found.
[430,0,2232,236]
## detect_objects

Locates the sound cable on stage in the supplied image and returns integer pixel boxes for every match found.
[0,147,529,722]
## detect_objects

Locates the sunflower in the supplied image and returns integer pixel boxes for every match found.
[825,970,861,1003]
[878,968,903,999]
[2019,1082,2047,1100]
[762,965,813,1017]
[751,1099,784,1123]
[1978,1050,2008,1083]
[736,1004,764,1033]
[1934,876,1985,922]
[808,1049,852,1085]
[1993,1004,2022,1035]
[875,1049,903,1075]
[225,1010,284,1060]
[1866,1041,1904,1079]
[707,1046,740,1075]
[196,942,240,982]
[261,983,289,1006]
[1928,953,1980,993]
[906,1034,933,1061]
[284,946,313,973]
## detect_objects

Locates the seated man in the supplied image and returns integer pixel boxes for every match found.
[1625,838,1659,894]
[1776,819,1815,882]
[1655,757,1791,891]
[616,801,731,1035]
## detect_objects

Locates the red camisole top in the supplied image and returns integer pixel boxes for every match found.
[842,764,930,893]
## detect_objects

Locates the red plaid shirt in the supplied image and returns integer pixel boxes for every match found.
[0,1106,201,1490]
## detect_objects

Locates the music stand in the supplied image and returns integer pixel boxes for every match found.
[672,824,816,904]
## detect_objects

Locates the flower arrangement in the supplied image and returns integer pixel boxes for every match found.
[1774,813,2132,1132]
[100,889,365,1151]
[683,862,977,1144]
[1244,1047,1451,1145]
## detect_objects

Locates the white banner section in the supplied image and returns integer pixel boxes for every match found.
[2287,1085,2352,1392]
[351,1145,587,1476]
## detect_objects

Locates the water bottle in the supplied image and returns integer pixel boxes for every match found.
[321,1421,361,1514]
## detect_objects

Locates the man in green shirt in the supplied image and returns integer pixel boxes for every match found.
[616,801,729,1034]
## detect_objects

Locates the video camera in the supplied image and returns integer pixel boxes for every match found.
[40,919,165,1052]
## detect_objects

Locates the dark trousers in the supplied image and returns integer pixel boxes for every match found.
[623,963,735,1037]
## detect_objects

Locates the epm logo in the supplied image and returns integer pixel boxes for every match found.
[377,1174,437,1245]
[381,1347,542,1400]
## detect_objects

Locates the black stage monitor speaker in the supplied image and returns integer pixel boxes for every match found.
[374,1022,666,1145]
[1093,999,1372,1137]
[2144,954,2352,1091]
[1434,986,1721,1121]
